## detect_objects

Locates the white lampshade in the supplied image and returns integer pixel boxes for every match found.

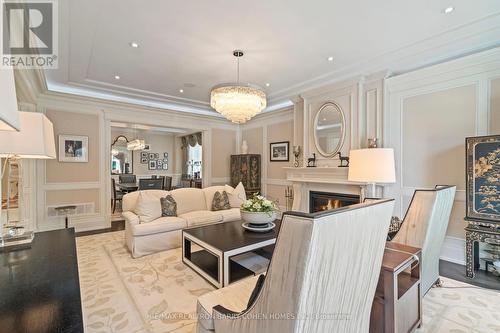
[0,67,20,131]
[0,112,56,159]
[348,148,396,183]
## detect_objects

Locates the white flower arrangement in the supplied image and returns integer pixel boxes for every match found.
[241,194,278,213]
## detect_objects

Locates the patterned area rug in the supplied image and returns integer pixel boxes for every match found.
[77,231,500,333]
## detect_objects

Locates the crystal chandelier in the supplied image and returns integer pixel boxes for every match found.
[210,50,267,124]
[127,125,146,150]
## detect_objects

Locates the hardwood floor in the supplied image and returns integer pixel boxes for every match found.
[76,223,499,291]
[439,260,499,290]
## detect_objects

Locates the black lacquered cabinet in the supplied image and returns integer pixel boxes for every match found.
[230,154,261,196]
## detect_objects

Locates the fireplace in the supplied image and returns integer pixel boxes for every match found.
[309,191,360,213]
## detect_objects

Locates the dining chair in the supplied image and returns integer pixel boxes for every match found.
[138,178,164,190]
[119,174,136,184]
[111,178,124,213]
[163,176,172,191]
[196,199,395,333]
[391,185,456,293]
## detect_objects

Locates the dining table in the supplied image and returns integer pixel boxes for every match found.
[117,182,138,192]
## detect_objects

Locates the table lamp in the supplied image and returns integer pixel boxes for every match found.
[348,148,396,200]
[0,112,56,248]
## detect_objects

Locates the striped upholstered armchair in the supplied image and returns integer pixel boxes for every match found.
[390,185,456,293]
[196,199,395,333]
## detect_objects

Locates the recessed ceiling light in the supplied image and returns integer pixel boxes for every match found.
[179,89,184,93]
[327,56,334,62]
[129,42,139,48]
[443,6,454,14]
[265,83,270,87]
[114,75,120,80]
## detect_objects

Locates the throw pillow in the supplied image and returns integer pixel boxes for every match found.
[225,182,247,208]
[134,191,162,223]
[212,191,231,211]
[160,195,177,217]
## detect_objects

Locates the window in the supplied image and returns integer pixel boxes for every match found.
[188,143,202,178]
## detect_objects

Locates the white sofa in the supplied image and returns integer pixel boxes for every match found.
[122,185,245,258]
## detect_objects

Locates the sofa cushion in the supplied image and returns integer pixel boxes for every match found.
[134,191,162,223]
[197,275,260,330]
[218,208,241,222]
[160,195,177,216]
[211,191,231,211]
[123,189,169,212]
[225,182,247,208]
[179,210,223,227]
[170,188,207,214]
[131,216,187,236]
[203,186,227,211]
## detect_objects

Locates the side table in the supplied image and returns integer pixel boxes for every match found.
[465,219,500,278]
[370,242,422,333]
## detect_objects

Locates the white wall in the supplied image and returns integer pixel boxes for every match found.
[385,47,500,264]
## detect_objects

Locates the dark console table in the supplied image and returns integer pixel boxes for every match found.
[0,228,84,333]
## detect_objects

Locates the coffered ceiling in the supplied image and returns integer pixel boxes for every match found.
[46,0,500,116]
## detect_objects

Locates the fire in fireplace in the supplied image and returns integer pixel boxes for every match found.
[309,191,360,213]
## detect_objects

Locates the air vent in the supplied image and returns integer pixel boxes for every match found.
[47,203,95,218]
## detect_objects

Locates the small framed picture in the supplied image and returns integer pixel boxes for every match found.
[140,152,148,158]
[58,135,89,163]
[148,153,155,160]
[163,158,168,163]
[156,161,163,170]
[154,153,160,159]
[163,152,169,159]
[162,163,168,170]
[143,144,151,151]
[140,157,148,164]
[270,141,289,162]
[148,160,157,170]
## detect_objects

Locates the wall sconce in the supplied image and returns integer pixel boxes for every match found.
[293,145,301,167]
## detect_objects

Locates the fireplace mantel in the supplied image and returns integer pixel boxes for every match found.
[284,167,368,212]
[284,167,367,186]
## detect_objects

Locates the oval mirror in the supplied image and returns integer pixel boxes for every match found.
[313,102,345,157]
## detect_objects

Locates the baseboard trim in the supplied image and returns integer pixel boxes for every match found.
[440,236,465,265]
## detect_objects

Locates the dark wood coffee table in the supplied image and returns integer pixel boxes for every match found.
[182,219,280,288]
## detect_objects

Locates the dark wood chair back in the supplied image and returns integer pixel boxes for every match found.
[164,176,172,191]
[119,174,136,183]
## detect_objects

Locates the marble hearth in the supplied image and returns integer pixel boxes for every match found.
[284,167,369,212]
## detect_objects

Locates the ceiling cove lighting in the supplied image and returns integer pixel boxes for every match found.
[210,50,267,124]
[443,6,454,14]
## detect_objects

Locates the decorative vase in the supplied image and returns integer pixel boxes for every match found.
[241,140,248,154]
[240,210,277,225]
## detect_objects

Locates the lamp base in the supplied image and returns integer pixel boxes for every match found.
[0,229,34,250]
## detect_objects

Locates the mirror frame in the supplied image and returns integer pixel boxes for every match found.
[111,135,134,174]
[313,102,346,158]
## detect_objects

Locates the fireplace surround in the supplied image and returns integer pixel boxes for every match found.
[309,191,360,213]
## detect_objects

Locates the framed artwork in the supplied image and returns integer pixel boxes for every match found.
[162,163,168,170]
[465,135,500,224]
[163,158,168,164]
[164,152,169,159]
[58,135,88,163]
[270,141,289,162]
[148,160,157,170]
[140,152,148,158]
[140,157,148,164]
[148,153,155,160]
[143,144,151,151]
[154,153,160,159]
